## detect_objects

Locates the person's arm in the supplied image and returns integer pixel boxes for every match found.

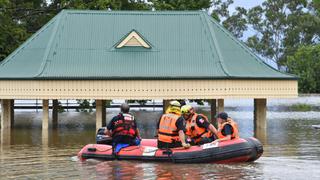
[176,117,190,148]
[179,130,191,148]
[133,119,141,139]
[212,124,232,143]
[196,115,218,137]
[208,124,218,137]
[179,130,187,144]
[213,134,231,143]
[155,116,162,137]
[104,116,116,136]
[104,129,112,136]
[136,128,141,139]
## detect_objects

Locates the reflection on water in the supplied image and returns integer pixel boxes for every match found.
[1,98,320,179]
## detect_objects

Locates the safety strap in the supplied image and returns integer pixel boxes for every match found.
[158,131,179,137]
[192,130,208,139]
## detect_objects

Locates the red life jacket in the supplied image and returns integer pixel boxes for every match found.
[112,113,136,138]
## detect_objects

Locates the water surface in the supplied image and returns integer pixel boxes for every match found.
[1,97,320,179]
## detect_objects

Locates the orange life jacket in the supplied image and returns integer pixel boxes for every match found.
[217,118,239,139]
[112,113,136,138]
[158,113,181,143]
[185,113,212,143]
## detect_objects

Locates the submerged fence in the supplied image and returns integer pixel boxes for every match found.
[10,100,163,112]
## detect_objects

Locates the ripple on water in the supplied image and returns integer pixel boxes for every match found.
[1,98,320,179]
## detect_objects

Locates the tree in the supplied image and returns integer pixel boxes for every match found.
[245,0,320,68]
[286,45,320,93]
[50,0,151,10]
[0,0,55,60]
[150,0,211,10]
[222,6,247,38]
[314,0,320,14]
[210,0,233,21]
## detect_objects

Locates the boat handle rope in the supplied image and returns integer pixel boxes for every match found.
[88,144,112,152]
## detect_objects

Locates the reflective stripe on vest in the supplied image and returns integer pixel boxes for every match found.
[185,113,211,143]
[158,113,180,143]
[112,113,136,138]
[217,118,239,139]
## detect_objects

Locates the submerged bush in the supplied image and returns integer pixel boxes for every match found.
[290,103,312,111]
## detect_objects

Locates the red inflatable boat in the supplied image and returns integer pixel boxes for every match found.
[78,137,263,163]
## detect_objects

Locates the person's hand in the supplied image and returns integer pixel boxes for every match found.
[182,142,191,149]
[211,140,219,144]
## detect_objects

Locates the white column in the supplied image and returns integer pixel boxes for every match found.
[42,100,49,130]
[1,99,12,130]
[96,100,106,131]
[163,100,170,114]
[217,99,224,113]
[52,99,58,128]
[254,98,267,143]
[1,99,13,146]
[210,99,217,124]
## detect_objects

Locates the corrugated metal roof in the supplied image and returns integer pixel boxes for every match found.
[0,10,296,80]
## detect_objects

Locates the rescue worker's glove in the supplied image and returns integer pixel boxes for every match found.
[182,142,191,149]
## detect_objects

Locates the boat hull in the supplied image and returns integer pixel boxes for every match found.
[78,137,263,163]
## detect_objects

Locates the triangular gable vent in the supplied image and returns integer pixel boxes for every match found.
[116,30,151,48]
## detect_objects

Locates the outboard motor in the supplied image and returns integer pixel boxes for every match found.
[96,127,112,145]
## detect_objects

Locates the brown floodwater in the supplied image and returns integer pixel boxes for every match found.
[1,98,320,179]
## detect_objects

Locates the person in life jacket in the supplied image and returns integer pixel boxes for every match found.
[181,105,219,145]
[212,112,239,144]
[104,103,141,146]
[157,100,191,149]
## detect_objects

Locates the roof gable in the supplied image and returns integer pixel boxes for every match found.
[116,30,151,49]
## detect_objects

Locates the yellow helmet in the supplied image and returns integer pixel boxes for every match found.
[181,105,194,114]
[166,100,181,115]
[169,100,181,107]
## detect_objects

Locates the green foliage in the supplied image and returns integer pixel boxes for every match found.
[287,45,320,93]
[0,0,55,60]
[128,100,149,106]
[76,99,111,112]
[188,99,205,105]
[289,103,312,111]
[211,0,233,22]
[151,0,211,10]
[222,6,247,38]
[53,0,151,10]
[76,99,93,112]
[57,100,65,113]
[245,0,320,67]
[314,0,320,14]
[105,100,112,108]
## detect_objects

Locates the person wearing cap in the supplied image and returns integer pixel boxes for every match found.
[157,100,191,149]
[181,105,219,145]
[104,103,141,147]
[212,112,239,143]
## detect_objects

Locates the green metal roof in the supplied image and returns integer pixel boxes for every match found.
[0,10,296,80]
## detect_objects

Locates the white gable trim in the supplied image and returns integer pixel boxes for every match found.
[116,31,150,48]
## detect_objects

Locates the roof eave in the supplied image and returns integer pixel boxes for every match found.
[0,76,298,81]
